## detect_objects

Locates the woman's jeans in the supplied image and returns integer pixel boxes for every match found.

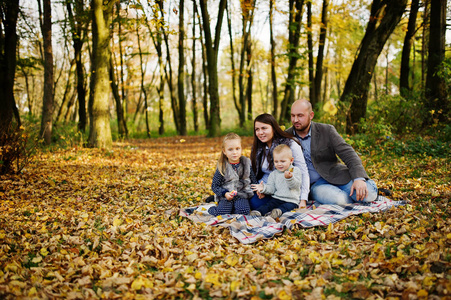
[310,178,378,205]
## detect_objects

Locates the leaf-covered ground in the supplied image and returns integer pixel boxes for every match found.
[1,136,450,299]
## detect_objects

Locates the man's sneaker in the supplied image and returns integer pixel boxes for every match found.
[270,208,282,219]
[250,210,261,217]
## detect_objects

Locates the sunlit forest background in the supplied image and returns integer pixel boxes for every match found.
[1,0,450,150]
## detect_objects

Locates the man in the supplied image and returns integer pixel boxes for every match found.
[286,99,378,205]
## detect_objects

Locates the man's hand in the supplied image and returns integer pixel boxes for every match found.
[350,179,368,201]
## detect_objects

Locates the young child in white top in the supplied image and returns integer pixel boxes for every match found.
[250,144,305,219]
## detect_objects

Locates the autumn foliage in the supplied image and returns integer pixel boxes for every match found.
[0,136,450,299]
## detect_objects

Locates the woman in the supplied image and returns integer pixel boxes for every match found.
[250,113,310,210]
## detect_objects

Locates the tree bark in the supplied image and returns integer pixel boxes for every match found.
[246,40,253,121]
[424,0,448,124]
[135,16,150,138]
[157,0,180,133]
[109,55,128,138]
[199,0,227,137]
[0,0,20,130]
[279,0,304,123]
[307,1,315,105]
[67,0,87,132]
[313,0,328,107]
[191,0,199,132]
[341,0,408,134]
[39,0,54,145]
[55,60,75,123]
[178,0,187,135]
[238,0,256,126]
[88,0,114,149]
[226,2,242,124]
[399,0,419,97]
[269,0,278,117]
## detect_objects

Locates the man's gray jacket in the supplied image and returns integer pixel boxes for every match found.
[286,122,369,185]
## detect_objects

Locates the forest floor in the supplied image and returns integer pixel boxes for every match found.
[0,136,450,299]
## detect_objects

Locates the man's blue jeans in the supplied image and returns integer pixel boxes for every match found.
[310,178,378,205]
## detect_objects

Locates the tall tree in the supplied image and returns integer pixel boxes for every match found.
[178,0,187,135]
[279,0,304,123]
[226,1,241,124]
[424,0,448,124]
[246,40,253,121]
[340,0,408,134]
[66,0,87,132]
[199,0,227,137]
[0,0,20,130]
[109,55,128,138]
[307,1,314,105]
[312,0,328,108]
[39,0,54,145]
[88,0,116,148]
[238,0,256,126]
[146,7,165,135]
[399,0,420,97]
[269,0,278,117]
[191,0,199,132]
[156,0,180,133]
[135,14,150,138]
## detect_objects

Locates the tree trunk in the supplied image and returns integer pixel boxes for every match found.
[246,40,253,121]
[109,55,128,138]
[39,0,54,145]
[226,2,242,124]
[424,0,448,124]
[399,0,420,97]
[191,0,199,132]
[147,8,165,135]
[117,1,127,121]
[55,61,75,123]
[279,0,304,123]
[199,0,227,137]
[313,0,328,107]
[157,0,180,133]
[341,0,408,134]
[67,0,87,132]
[269,0,278,117]
[0,0,20,131]
[135,16,150,138]
[88,0,114,149]
[307,1,315,105]
[421,0,429,92]
[178,0,187,135]
[238,0,256,126]
[196,5,210,130]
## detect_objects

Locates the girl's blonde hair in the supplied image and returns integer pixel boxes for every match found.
[217,132,241,175]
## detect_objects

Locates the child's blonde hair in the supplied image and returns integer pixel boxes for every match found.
[217,132,241,175]
[273,144,292,158]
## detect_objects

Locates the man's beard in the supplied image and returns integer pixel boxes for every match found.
[295,121,310,133]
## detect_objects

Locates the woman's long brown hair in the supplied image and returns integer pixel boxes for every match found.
[250,113,299,175]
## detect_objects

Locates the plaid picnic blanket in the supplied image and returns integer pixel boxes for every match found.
[179,196,406,244]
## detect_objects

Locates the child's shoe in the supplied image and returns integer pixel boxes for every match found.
[270,208,282,219]
[250,210,261,217]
